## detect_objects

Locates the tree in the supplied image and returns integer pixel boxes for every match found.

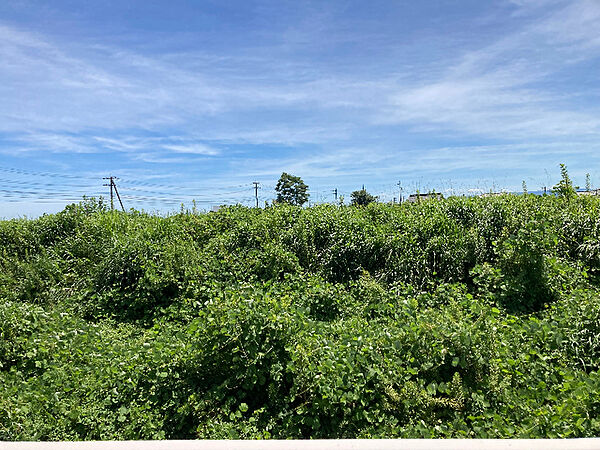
[351,188,377,206]
[586,173,591,192]
[552,164,576,198]
[275,172,309,206]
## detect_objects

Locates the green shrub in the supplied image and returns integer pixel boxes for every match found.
[2,195,600,439]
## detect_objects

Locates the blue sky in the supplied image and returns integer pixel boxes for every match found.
[1,0,600,217]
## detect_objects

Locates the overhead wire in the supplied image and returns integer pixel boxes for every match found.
[0,165,264,208]
[2,165,423,209]
[0,166,90,180]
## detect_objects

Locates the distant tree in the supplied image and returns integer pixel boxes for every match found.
[351,188,377,206]
[552,164,576,198]
[522,180,528,194]
[275,172,309,206]
[586,173,591,192]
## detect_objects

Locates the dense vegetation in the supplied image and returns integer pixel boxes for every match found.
[1,194,600,440]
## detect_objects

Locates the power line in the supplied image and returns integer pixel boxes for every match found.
[0,178,98,190]
[0,166,90,180]
[0,165,248,192]
[119,178,248,191]
[116,184,251,198]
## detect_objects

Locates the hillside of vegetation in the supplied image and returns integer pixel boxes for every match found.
[1,194,600,440]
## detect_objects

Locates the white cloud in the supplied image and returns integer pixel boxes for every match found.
[224,140,600,186]
[1,0,600,197]
[376,0,600,139]
[162,144,220,156]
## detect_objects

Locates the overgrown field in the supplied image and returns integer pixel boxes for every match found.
[1,195,600,439]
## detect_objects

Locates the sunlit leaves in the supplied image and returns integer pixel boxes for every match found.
[1,195,600,439]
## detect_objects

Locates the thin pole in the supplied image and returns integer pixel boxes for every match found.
[103,176,114,210]
[253,182,260,208]
[113,181,125,211]
[103,176,125,211]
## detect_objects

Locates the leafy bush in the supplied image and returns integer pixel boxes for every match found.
[2,195,600,439]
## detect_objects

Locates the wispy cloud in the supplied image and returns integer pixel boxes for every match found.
[1,0,600,217]
[4,0,599,147]
[377,0,600,139]
[161,144,219,156]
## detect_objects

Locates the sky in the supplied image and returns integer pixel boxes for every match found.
[1,0,600,217]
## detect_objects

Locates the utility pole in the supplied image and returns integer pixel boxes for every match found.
[397,181,403,203]
[103,176,125,211]
[253,181,260,208]
[103,176,114,210]
[332,188,338,202]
